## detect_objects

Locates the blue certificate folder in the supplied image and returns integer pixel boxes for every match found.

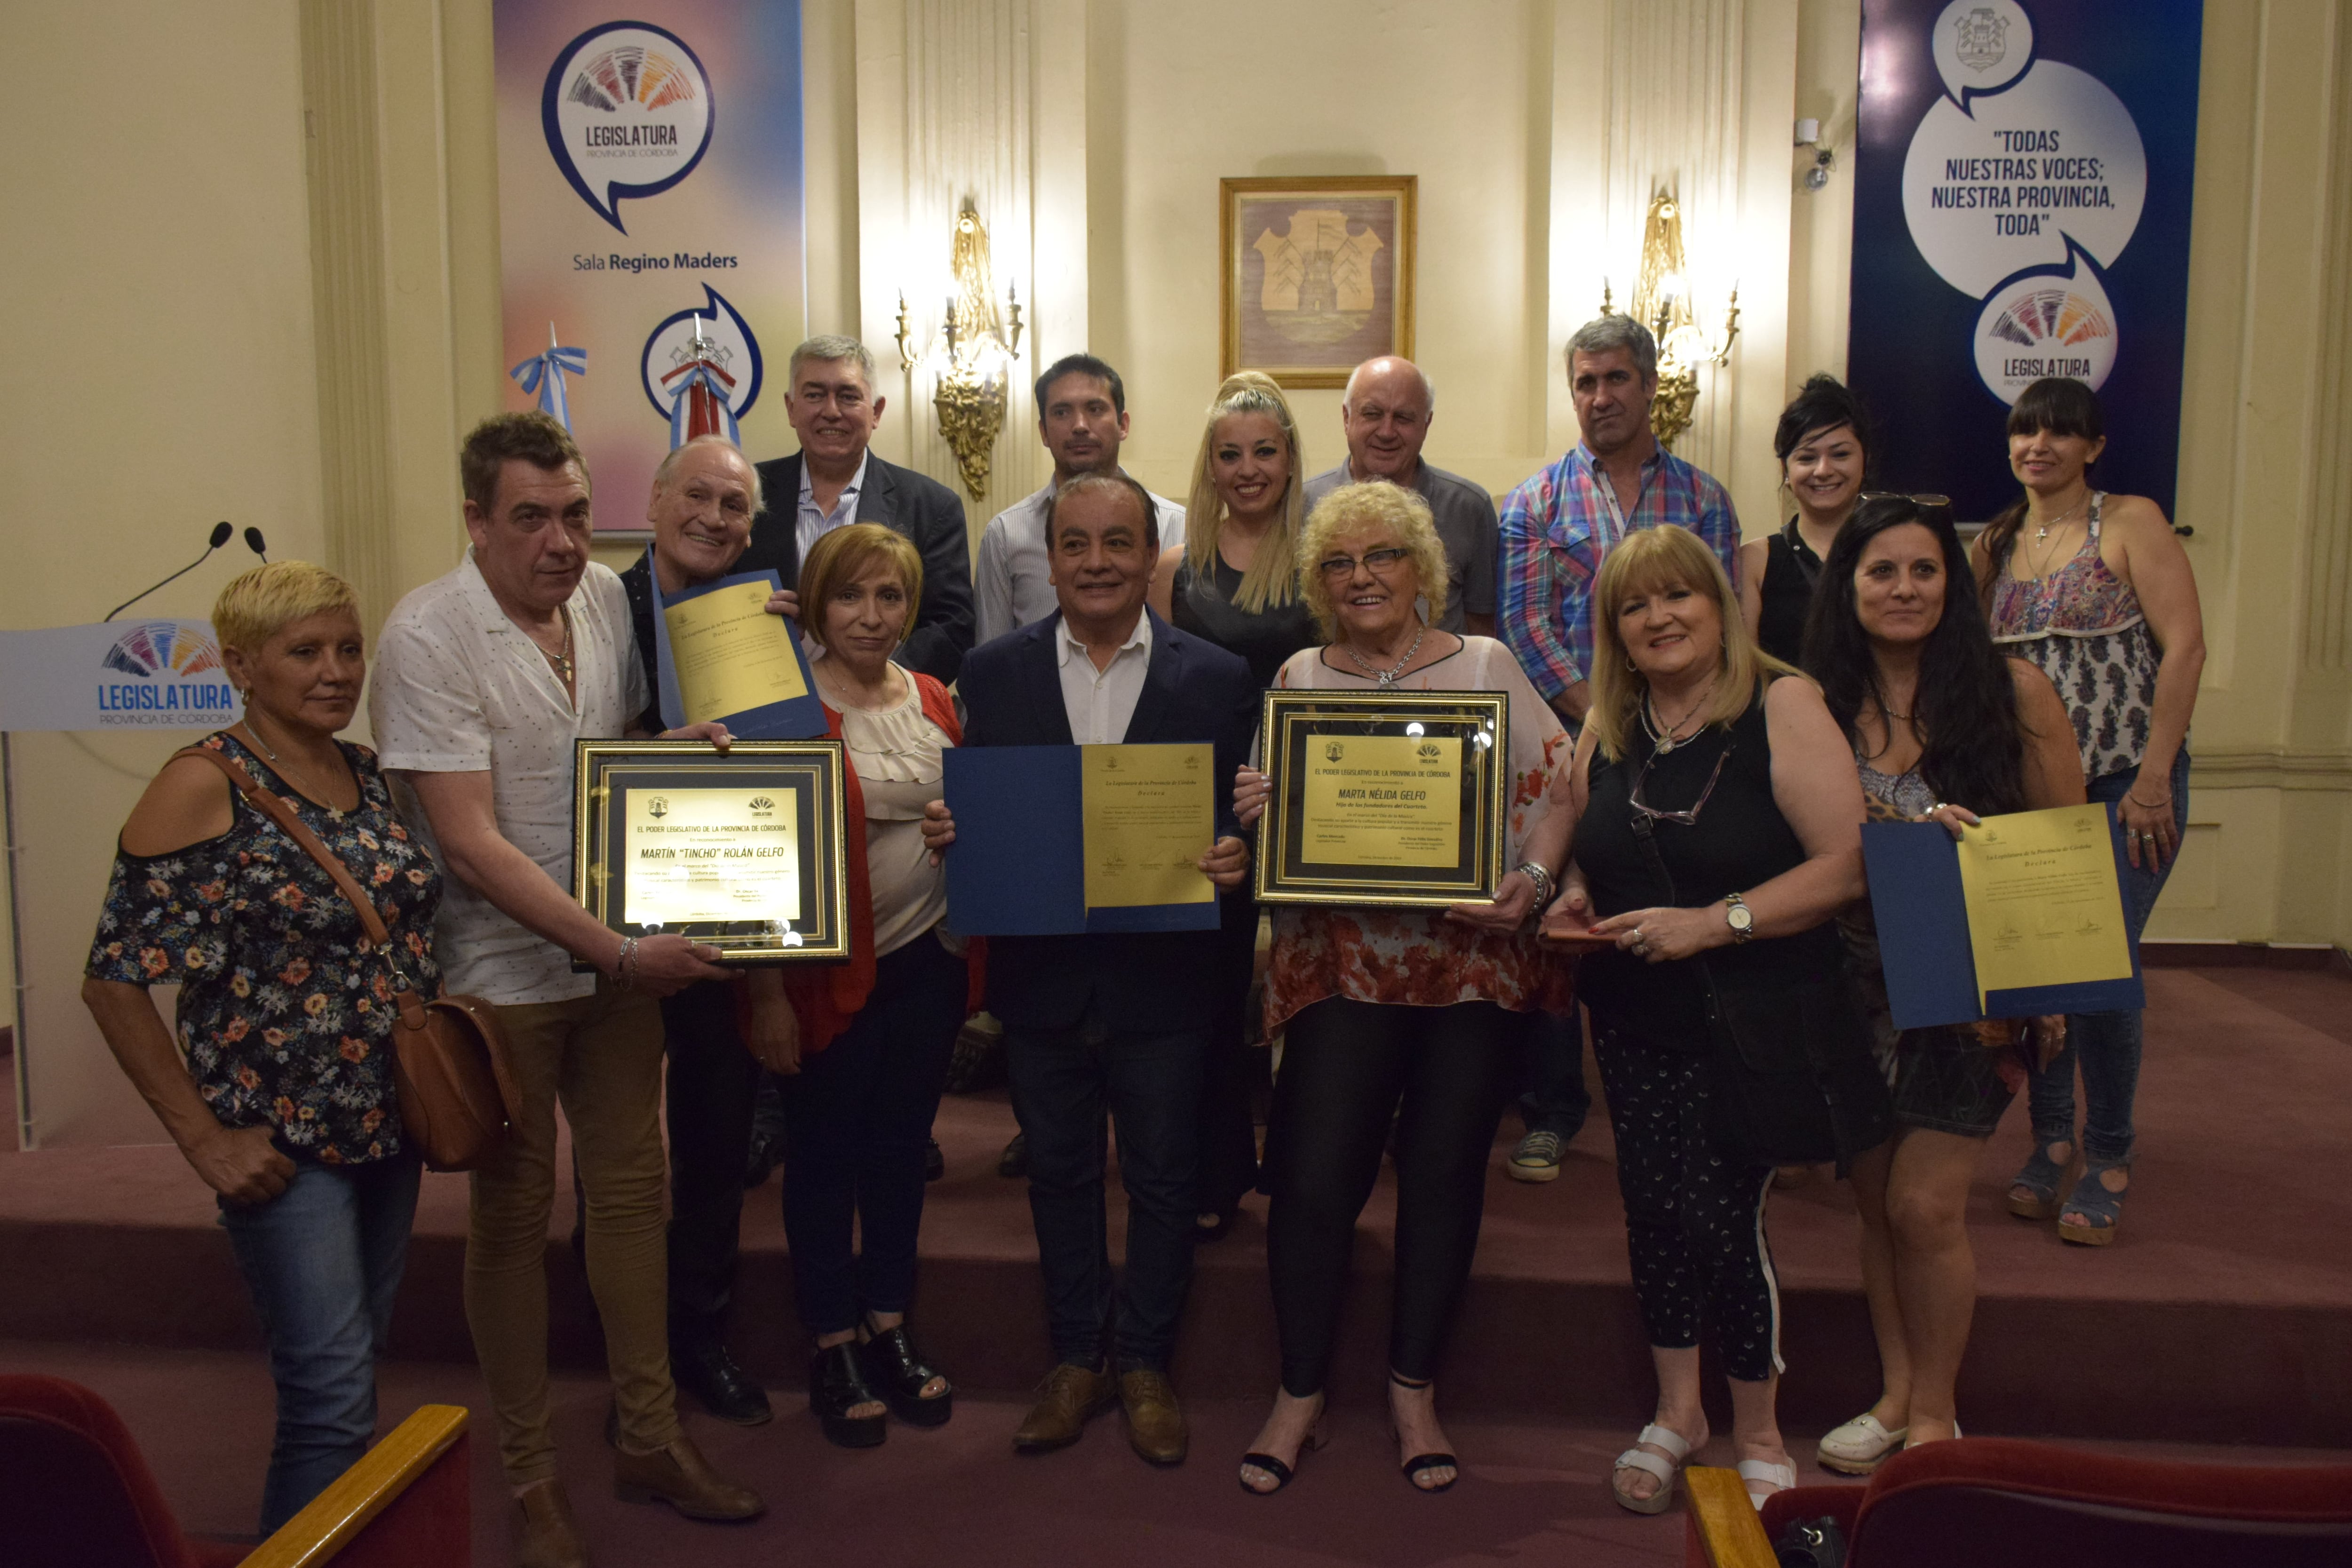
[649,562,828,740]
[943,747,1222,936]
[1861,814,2145,1030]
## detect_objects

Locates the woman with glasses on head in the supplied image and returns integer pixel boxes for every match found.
[1543,525,1888,1515]
[1971,377,2205,1247]
[1230,482,1571,1497]
[1170,372,1325,1242]
[1801,495,2082,1475]
[1739,375,1874,666]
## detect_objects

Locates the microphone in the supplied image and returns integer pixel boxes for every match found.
[106,522,235,621]
[244,527,269,562]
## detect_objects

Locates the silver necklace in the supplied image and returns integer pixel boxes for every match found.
[1640,675,1718,755]
[1343,625,1427,688]
[235,720,337,810]
[2032,493,2089,542]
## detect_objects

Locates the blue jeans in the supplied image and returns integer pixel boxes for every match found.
[2026,751,2190,1164]
[1517,1005,1592,1139]
[1007,1011,1206,1372]
[220,1154,420,1533]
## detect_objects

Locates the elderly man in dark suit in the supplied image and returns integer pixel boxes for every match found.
[740,334,977,683]
[921,472,1257,1467]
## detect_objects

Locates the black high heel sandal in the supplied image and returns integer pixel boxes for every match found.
[857,1322,954,1427]
[1389,1373,1458,1493]
[810,1340,887,1448]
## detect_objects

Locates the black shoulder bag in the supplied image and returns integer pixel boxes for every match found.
[1625,767,1890,1171]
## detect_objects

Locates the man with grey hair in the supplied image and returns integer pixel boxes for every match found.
[1497,315,1739,724]
[739,335,975,681]
[1493,316,1738,1186]
[1302,356,1498,637]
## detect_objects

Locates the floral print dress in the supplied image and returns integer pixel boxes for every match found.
[1261,637,1573,1035]
[85,732,443,1165]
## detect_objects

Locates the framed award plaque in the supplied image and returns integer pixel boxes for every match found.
[1254,690,1508,907]
[572,740,851,963]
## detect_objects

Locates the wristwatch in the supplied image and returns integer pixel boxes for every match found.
[1724,891,1755,944]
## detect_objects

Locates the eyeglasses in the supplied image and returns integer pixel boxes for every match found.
[1858,492,1953,509]
[1628,740,1735,828]
[1317,547,1412,579]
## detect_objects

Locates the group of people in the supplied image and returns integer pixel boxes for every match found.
[80,314,2202,1563]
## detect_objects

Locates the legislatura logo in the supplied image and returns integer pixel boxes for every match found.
[748,796,776,816]
[95,621,237,727]
[542,22,715,232]
[1416,740,1443,762]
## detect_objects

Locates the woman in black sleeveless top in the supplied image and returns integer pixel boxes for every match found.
[1168,373,1321,1238]
[1738,375,1872,664]
[1531,525,1886,1516]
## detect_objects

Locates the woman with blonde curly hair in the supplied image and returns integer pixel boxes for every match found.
[1230,482,1572,1497]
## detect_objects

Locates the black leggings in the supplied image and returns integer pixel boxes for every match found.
[1264,997,1527,1397]
[1590,1011,1782,1382]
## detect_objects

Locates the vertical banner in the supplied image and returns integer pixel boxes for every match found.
[1848,1,2201,520]
[494,1,804,531]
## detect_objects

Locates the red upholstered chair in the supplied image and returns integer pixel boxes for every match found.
[1685,1438,2352,1568]
[0,1374,470,1568]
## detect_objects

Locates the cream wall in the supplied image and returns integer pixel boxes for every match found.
[7,0,2351,1143]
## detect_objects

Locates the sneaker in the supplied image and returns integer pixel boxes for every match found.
[1507,1129,1565,1183]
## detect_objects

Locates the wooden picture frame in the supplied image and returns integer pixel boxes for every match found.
[1220,175,1416,389]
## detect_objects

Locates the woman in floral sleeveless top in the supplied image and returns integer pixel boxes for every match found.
[82,564,441,1532]
[1971,378,2206,1246]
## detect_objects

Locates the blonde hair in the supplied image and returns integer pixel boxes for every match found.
[1184,371,1306,613]
[1297,482,1449,641]
[1587,525,1800,762]
[796,523,923,654]
[210,561,359,657]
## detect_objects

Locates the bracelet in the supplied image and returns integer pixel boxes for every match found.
[613,935,640,991]
[2125,791,2174,810]
[1515,861,1555,909]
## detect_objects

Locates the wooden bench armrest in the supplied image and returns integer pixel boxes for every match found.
[1686,1465,1780,1568]
[239,1405,469,1568]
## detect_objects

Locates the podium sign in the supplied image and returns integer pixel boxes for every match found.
[0,620,243,732]
[3,620,243,1152]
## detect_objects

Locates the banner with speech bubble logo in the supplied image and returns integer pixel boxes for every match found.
[1849,0,2201,521]
[496,1,803,532]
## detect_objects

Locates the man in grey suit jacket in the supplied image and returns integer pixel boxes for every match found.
[739,335,976,683]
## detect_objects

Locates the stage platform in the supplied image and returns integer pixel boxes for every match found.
[4,963,2347,1449]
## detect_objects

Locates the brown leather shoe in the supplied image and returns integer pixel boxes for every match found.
[612,1433,766,1521]
[516,1477,591,1568]
[1012,1362,1115,1453]
[1119,1369,1189,1465]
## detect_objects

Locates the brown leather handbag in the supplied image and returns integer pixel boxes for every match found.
[172,745,521,1172]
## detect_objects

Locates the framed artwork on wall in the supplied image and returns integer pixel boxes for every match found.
[1220,175,1416,389]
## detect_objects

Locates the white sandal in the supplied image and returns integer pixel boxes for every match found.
[1609,1423,1700,1515]
[1817,1411,1907,1475]
[1738,1457,1797,1509]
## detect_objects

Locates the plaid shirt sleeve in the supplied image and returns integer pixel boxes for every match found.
[1692,472,1743,590]
[1498,465,1585,700]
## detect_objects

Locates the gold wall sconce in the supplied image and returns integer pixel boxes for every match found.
[1600,189,1739,452]
[895,201,1025,500]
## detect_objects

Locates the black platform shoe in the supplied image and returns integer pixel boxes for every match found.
[810,1341,887,1448]
[858,1323,954,1427]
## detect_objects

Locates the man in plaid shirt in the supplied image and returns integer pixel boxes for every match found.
[1498,315,1741,726]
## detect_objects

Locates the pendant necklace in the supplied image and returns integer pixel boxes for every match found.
[537,608,576,685]
[1641,674,1718,755]
[1345,625,1427,689]
[235,719,335,812]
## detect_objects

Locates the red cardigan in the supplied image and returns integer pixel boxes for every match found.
[776,671,983,1056]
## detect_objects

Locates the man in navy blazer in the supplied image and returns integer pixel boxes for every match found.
[740,336,975,683]
[923,472,1258,1467]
